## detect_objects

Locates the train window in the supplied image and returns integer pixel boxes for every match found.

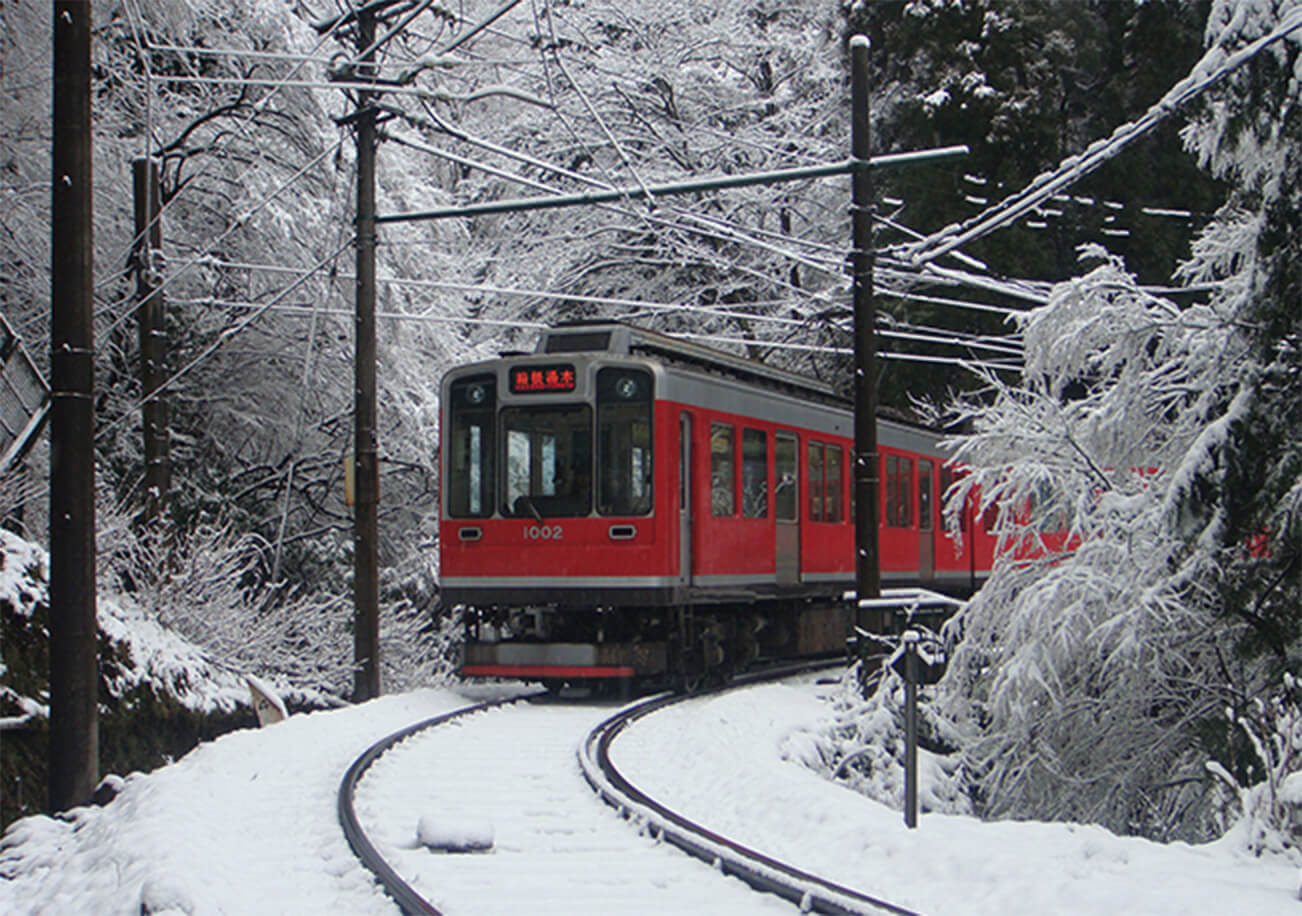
[940,464,961,529]
[742,428,768,518]
[884,455,898,526]
[982,501,999,534]
[899,457,914,527]
[808,442,823,521]
[885,454,913,528]
[918,460,933,531]
[806,443,844,524]
[500,405,593,517]
[775,434,798,522]
[826,445,843,523]
[597,368,653,516]
[711,424,736,517]
[448,375,495,517]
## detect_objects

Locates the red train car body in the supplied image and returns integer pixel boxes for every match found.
[439,323,996,688]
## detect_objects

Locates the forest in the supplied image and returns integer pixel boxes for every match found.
[1,0,1298,850]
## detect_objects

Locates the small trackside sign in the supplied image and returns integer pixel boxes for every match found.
[510,364,576,393]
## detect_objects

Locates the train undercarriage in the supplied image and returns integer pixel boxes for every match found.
[460,596,847,694]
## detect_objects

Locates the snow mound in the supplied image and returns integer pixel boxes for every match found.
[139,876,195,915]
[417,813,494,852]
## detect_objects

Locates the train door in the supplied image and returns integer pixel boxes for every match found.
[918,459,935,583]
[775,432,800,586]
[678,412,693,587]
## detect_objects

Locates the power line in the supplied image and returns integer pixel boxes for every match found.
[92,137,348,338]
[894,8,1302,266]
[169,293,1026,363]
[94,238,355,442]
[181,255,1040,332]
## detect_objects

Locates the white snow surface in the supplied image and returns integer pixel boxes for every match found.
[1,677,1297,915]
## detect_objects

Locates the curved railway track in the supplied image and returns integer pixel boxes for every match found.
[337,698,513,916]
[580,665,918,916]
[339,664,918,916]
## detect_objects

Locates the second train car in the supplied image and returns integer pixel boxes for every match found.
[439,322,993,689]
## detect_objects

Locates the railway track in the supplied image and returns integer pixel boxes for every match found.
[339,665,919,915]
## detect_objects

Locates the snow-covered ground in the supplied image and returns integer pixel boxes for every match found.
[1,675,1297,915]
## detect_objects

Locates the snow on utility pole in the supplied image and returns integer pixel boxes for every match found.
[49,0,98,811]
[352,4,381,702]
[133,158,169,525]
[850,35,882,641]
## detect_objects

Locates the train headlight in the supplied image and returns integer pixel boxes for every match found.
[615,376,639,399]
[466,383,487,405]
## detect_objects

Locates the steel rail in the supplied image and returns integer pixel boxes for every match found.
[337,697,519,915]
[579,661,924,916]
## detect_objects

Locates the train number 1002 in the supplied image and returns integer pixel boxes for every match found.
[523,524,563,541]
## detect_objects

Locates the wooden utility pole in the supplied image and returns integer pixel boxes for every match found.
[352,5,381,702]
[49,0,98,811]
[133,158,169,525]
[850,35,882,637]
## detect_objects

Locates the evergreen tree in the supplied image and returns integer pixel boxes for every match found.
[935,0,1301,845]
[846,0,1223,406]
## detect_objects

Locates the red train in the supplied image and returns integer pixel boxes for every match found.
[439,322,999,689]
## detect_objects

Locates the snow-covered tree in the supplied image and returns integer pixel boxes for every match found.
[936,0,1301,844]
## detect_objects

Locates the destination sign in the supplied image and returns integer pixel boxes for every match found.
[509,364,577,394]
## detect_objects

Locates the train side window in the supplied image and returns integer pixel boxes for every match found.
[940,465,961,529]
[982,501,999,533]
[775,434,798,522]
[807,442,823,522]
[884,455,899,527]
[918,460,933,531]
[906,455,916,525]
[710,423,736,517]
[742,428,768,518]
[825,445,843,523]
[898,457,914,527]
[885,454,913,528]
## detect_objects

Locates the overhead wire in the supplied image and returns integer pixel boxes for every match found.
[105,0,358,306]
[895,8,1302,266]
[181,255,1032,350]
[96,0,379,432]
[102,0,1083,421]
[92,136,348,341]
[94,237,357,443]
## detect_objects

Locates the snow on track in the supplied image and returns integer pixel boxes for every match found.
[351,698,795,915]
[609,675,1301,916]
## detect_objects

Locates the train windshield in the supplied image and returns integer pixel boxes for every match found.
[447,375,495,517]
[597,368,653,516]
[500,405,593,518]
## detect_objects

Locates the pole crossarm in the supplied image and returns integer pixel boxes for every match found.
[374,146,968,224]
[311,0,417,35]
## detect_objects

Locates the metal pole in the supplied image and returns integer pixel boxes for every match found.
[133,158,169,525]
[352,6,381,702]
[850,35,881,648]
[903,630,919,829]
[49,0,98,811]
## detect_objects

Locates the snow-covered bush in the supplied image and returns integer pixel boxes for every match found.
[99,503,459,700]
[932,0,1301,844]
[100,514,355,700]
[1207,677,1302,855]
[787,659,972,817]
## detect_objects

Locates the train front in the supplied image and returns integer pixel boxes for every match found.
[439,346,675,686]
